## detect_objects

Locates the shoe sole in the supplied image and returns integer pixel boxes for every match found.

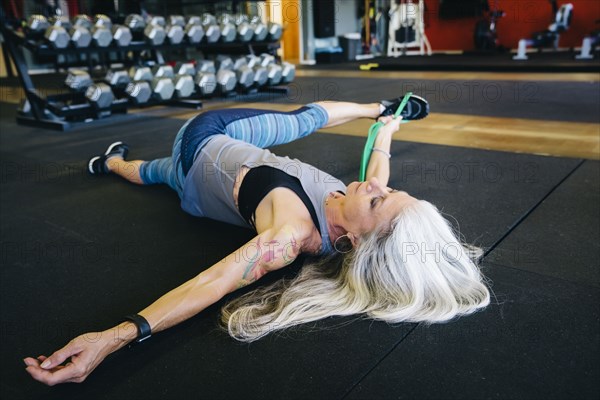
[381,94,429,121]
[403,95,429,121]
[105,141,125,156]
[88,156,101,175]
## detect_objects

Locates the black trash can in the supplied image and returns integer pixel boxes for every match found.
[338,33,361,61]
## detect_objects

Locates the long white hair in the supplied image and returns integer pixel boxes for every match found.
[221,200,490,342]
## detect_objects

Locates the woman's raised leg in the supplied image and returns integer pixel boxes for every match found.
[221,102,381,149]
[314,101,381,128]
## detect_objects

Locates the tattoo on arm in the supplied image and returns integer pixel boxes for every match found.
[237,237,267,288]
[235,234,298,289]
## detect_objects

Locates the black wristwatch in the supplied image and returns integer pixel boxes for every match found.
[123,314,152,343]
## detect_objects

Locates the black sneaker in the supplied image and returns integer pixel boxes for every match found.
[379,94,429,120]
[87,155,110,175]
[87,141,129,175]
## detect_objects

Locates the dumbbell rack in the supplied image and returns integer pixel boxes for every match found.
[1,23,286,131]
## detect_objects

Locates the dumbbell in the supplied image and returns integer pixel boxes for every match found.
[257,55,294,84]
[205,54,237,94]
[151,65,196,99]
[185,23,204,43]
[232,14,254,42]
[125,81,152,105]
[91,26,112,47]
[70,25,92,48]
[104,69,131,89]
[150,77,174,101]
[49,16,71,30]
[28,15,68,48]
[267,22,283,41]
[125,14,165,45]
[152,64,174,78]
[216,69,237,94]
[147,15,184,44]
[231,57,255,90]
[160,16,185,44]
[144,23,166,45]
[172,75,195,98]
[194,60,218,95]
[104,69,151,106]
[63,69,114,109]
[94,14,112,29]
[125,14,146,33]
[232,56,247,71]
[217,14,236,43]
[147,15,166,27]
[201,13,221,43]
[250,16,268,41]
[65,69,94,91]
[27,15,50,35]
[280,62,296,84]
[215,55,235,71]
[187,16,202,26]
[44,25,70,49]
[165,24,184,44]
[171,74,197,98]
[169,15,186,27]
[106,69,164,106]
[124,66,154,104]
[197,60,216,74]
[193,59,218,96]
[211,55,238,93]
[194,71,217,96]
[129,66,153,82]
[85,83,115,109]
[183,17,204,44]
[87,14,113,47]
[125,65,171,103]
[35,15,92,49]
[65,68,141,106]
[72,15,93,30]
[112,25,132,47]
[259,54,283,85]
[259,53,276,67]
[175,62,196,76]
[90,25,112,47]
[266,64,283,86]
[246,55,269,87]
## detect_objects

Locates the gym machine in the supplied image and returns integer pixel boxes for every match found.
[387,0,431,57]
[513,1,574,60]
[575,20,600,60]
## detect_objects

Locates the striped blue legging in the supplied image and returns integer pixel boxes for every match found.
[139,103,329,198]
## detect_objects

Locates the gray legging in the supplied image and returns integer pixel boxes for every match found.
[138,104,329,198]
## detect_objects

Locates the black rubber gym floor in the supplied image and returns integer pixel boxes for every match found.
[0,73,598,399]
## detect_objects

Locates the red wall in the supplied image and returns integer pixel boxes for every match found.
[421,0,600,51]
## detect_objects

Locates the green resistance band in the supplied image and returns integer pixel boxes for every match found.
[359,92,413,182]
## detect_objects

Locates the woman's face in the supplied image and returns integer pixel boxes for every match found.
[339,177,417,236]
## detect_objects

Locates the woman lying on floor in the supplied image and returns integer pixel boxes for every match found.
[24,97,490,385]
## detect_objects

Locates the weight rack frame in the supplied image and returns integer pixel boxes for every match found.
[1,22,287,131]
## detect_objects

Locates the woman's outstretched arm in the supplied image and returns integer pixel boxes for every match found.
[365,116,403,187]
[24,225,301,386]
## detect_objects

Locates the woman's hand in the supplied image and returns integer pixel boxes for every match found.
[377,115,403,135]
[23,331,116,386]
